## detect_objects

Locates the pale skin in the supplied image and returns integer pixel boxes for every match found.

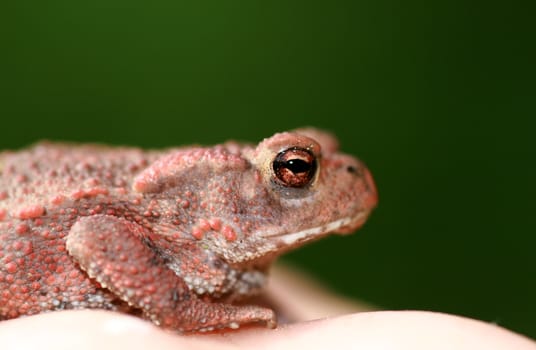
[2,265,535,350]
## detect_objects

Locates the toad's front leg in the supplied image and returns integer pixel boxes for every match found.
[65,215,276,333]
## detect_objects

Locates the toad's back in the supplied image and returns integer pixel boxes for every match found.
[0,143,160,319]
[0,142,161,203]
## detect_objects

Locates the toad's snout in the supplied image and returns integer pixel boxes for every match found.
[334,163,377,234]
[361,165,378,211]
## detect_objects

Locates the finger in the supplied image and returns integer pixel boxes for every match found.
[217,311,536,350]
[264,264,374,322]
[3,310,534,350]
[0,310,236,350]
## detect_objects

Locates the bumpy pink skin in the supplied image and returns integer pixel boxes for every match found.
[0,129,377,332]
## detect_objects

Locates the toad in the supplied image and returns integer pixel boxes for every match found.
[0,128,377,332]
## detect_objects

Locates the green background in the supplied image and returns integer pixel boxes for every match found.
[2,0,535,339]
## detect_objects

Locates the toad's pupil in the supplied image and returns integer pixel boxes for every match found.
[284,159,311,173]
[273,147,318,188]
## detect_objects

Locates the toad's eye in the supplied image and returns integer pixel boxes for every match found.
[272,147,317,188]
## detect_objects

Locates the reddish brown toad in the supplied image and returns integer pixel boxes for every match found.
[0,128,377,333]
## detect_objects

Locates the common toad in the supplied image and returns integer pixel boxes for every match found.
[0,128,377,332]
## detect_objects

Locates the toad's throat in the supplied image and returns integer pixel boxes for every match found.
[265,210,371,246]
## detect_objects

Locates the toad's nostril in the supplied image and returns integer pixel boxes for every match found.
[346,165,357,174]
[347,165,364,177]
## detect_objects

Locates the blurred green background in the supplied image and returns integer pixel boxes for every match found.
[2,0,535,339]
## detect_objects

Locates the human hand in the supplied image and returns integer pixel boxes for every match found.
[1,265,534,350]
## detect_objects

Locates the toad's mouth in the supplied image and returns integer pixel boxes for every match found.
[264,210,371,246]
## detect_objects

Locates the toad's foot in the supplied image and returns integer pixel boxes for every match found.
[66,215,276,333]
